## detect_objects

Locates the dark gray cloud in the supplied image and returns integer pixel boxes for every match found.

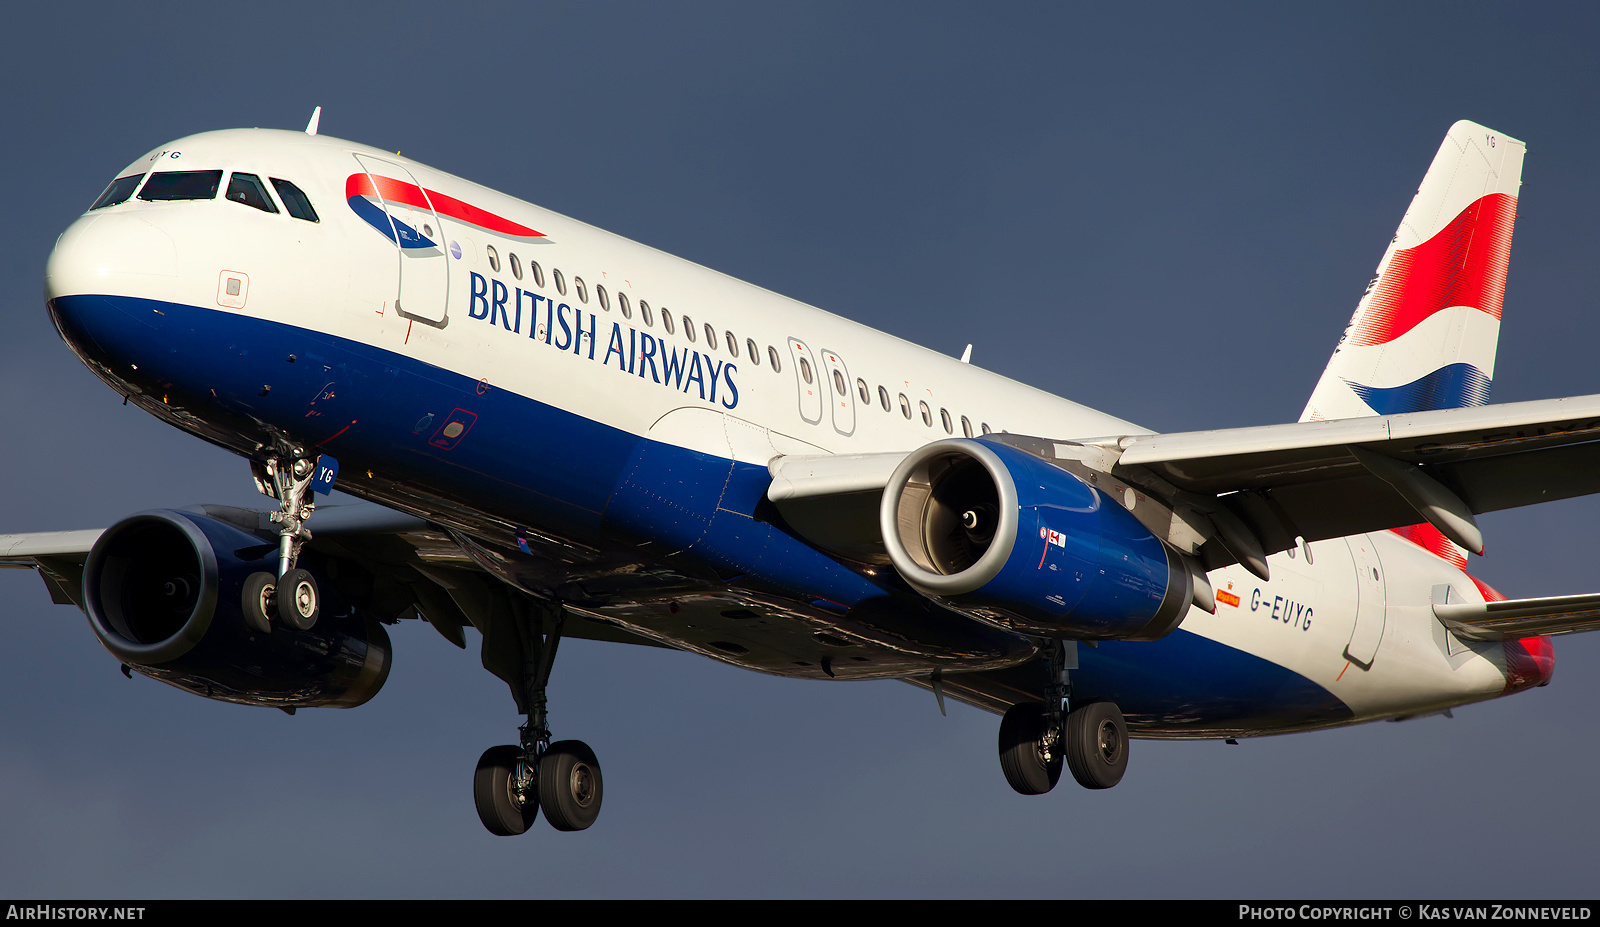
[2,2,1598,897]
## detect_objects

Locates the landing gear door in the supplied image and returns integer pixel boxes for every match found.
[352,154,449,325]
[819,349,855,437]
[1344,535,1387,669]
[788,337,823,425]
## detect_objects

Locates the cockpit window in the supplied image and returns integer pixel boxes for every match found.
[225,173,278,213]
[90,174,144,210]
[270,178,319,222]
[138,170,223,201]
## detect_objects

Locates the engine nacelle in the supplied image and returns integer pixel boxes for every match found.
[880,439,1192,640]
[82,509,390,708]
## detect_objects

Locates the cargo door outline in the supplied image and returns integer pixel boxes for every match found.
[819,348,855,437]
[788,337,823,425]
[352,154,450,327]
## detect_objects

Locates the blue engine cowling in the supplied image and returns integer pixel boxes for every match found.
[879,438,1192,640]
[81,509,390,708]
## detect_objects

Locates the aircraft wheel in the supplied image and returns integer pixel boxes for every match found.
[1065,701,1128,790]
[998,701,1062,795]
[474,745,538,836]
[540,740,603,831]
[241,572,275,634]
[277,568,320,630]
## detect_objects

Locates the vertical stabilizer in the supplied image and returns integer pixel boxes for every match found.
[1302,121,1524,567]
[1301,121,1524,424]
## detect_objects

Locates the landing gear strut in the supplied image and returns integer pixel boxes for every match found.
[242,454,322,632]
[473,602,604,836]
[998,641,1128,794]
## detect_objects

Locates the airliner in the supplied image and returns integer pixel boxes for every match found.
[13,114,1600,835]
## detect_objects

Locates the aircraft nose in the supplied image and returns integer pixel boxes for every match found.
[44,213,178,304]
[1502,636,1554,693]
[44,212,181,376]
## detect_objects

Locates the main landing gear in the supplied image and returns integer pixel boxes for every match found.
[242,455,322,634]
[473,603,604,836]
[997,641,1128,794]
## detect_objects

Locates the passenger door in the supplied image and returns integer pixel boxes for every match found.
[1344,535,1387,668]
[351,155,449,324]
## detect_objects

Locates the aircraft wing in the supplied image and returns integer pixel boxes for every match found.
[1110,393,1600,566]
[0,503,668,653]
[768,394,1600,575]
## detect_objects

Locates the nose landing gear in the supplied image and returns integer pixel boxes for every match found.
[242,454,324,633]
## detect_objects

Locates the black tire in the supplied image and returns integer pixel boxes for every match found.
[277,568,319,630]
[241,572,275,634]
[474,745,538,836]
[540,740,603,832]
[1065,701,1129,790]
[997,701,1062,795]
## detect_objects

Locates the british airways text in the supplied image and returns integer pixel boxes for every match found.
[468,272,739,410]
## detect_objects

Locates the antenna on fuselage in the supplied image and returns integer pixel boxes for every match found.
[959,343,972,364]
[304,106,322,136]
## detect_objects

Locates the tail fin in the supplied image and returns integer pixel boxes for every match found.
[1301,120,1525,424]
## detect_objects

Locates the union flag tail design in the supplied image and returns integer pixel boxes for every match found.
[1302,120,1524,424]
[1302,120,1525,565]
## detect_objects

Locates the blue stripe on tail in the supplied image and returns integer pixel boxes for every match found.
[1344,363,1492,414]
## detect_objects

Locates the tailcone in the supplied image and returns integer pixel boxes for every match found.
[1502,636,1554,693]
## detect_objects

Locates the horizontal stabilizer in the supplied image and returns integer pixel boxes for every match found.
[1433,586,1600,640]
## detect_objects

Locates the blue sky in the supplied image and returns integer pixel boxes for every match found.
[2,2,1599,897]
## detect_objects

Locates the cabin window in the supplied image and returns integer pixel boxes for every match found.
[832,369,847,396]
[746,338,759,364]
[768,346,782,372]
[269,178,319,222]
[703,324,718,349]
[940,408,953,434]
[486,245,501,273]
[640,300,654,326]
[899,394,911,419]
[857,378,869,403]
[139,170,223,201]
[618,292,632,319]
[661,310,674,334]
[597,284,610,311]
[961,415,973,438]
[878,385,890,411]
[225,173,278,213]
[528,260,545,288]
[574,277,588,303]
[799,357,813,384]
[90,174,144,210]
[553,268,566,295]
[509,252,523,280]
[920,401,932,427]
[725,332,738,357]
[682,315,696,342]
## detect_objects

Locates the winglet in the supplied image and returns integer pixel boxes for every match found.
[305,106,322,136]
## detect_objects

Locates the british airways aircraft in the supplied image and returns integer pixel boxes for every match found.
[15,114,1600,835]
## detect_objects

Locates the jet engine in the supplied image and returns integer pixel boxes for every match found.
[81,509,390,708]
[880,438,1192,640]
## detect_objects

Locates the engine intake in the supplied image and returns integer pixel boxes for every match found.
[82,510,390,708]
[880,439,1191,640]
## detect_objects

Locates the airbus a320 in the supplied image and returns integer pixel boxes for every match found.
[13,115,1599,835]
